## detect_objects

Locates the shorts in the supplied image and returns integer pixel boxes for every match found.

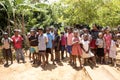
[54,46,60,52]
[61,45,65,52]
[30,46,38,53]
[46,48,52,54]
[96,48,104,57]
[2,48,12,59]
[67,45,72,54]
[39,50,46,54]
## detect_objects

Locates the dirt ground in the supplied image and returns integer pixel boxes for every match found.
[0,47,120,80]
[0,56,91,80]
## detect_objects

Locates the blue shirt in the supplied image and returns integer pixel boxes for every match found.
[46,33,53,48]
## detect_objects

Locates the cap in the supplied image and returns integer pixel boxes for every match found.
[14,29,19,32]
[38,28,44,31]
[83,28,88,31]
[3,32,8,35]
[30,29,35,32]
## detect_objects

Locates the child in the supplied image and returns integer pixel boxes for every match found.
[1,32,13,66]
[28,29,38,64]
[12,29,25,63]
[103,27,112,64]
[81,34,96,67]
[66,27,74,64]
[96,32,105,64]
[45,28,55,65]
[60,32,67,60]
[72,30,82,68]
[109,35,119,67]
[54,29,60,63]
[38,28,48,68]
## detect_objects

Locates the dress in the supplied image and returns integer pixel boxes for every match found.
[109,40,117,59]
[72,37,82,56]
[90,29,99,49]
[81,40,94,58]
[104,33,112,54]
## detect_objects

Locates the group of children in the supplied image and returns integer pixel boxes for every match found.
[1,25,120,68]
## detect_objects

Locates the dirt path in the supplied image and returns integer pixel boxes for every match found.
[0,47,120,80]
[0,57,91,80]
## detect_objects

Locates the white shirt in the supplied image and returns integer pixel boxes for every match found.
[81,40,90,51]
[1,37,13,49]
[38,34,47,51]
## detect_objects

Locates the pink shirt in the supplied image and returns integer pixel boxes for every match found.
[12,35,23,49]
[67,33,74,46]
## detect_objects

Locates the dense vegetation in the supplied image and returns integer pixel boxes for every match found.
[0,0,120,33]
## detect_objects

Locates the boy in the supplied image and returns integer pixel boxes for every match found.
[1,32,13,66]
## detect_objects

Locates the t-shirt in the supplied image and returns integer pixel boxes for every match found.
[38,34,47,51]
[96,38,105,48]
[46,33,53,48]
[61,35,66,46]
[67,33,74,46]
[81,40,90,51]
[29,35,38,46]
[12,35,23,49]
[1,37,12,49]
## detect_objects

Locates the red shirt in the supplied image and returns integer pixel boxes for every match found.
[12,35,23,49]
[61,35,66,46]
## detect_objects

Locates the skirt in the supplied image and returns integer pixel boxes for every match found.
[109,50,116,59]
[72,44,82,56]
[81,50,94,58]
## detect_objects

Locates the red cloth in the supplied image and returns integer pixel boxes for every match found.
[61,35,66,46]
[72,37,82,56]
[90,39,97,49]
[12,35,23,49]
[104,33,112,54]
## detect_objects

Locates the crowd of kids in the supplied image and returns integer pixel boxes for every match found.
[1,24,120,68]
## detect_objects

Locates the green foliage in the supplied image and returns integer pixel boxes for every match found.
[0,0,120,32]
[54,0,120,27]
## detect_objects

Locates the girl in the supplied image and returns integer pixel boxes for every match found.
[103,27,112,64]
[109,35,119,67]
[81,34,96,67]
[72,30,82,68]
[96,32,105,64]
[90,24,99,55]
[60,32,67,60]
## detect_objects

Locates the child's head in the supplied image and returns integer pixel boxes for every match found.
[83,34,88,41]
[30,29,36,36]
[73,30,79,37]
[105,26,111,34]
[3,32,8,39]
[60,32,64,36]
[98,32,103,38]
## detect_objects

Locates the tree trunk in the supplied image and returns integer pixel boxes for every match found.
[21,14,30,48]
